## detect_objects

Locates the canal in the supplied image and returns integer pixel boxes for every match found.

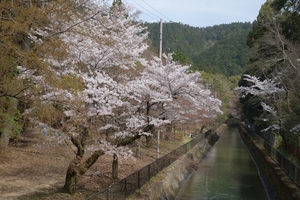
[177,125,269,200]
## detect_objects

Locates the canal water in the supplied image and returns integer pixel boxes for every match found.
[177,126,269,200]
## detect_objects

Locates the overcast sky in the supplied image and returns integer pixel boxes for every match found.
[115,0,266,28]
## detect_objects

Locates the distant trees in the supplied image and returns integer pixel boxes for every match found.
[172,51,190,65]
[1,0,222,194]
[194,30,250,76]
[237,0,300,147]
[145,22,252,76]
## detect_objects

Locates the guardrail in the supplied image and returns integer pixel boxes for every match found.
[87,130,211,200]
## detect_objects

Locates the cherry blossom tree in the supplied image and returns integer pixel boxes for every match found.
[123,54,222,144]
[16,0,222,194]
[235,74,287,142]
[19,0,149,194]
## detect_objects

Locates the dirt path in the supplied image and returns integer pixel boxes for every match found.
[0,133,180,199]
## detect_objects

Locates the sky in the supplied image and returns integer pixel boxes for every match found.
[110,0,267,28]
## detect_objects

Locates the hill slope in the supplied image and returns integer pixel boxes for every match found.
[145,22,252,76]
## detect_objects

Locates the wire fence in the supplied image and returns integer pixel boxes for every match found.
[87,130,212,200]
[256,130,276,146]
[287,145,300,160]
[242,125,300,188]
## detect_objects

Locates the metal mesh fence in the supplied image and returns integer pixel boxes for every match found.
[243,125,300,187]
[287,145,300,159]
[87,130,210,200]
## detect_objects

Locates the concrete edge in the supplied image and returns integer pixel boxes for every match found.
[130,124,227,200]
[239,125,300,200]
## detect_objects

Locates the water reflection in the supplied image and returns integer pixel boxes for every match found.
[178,126,268,200]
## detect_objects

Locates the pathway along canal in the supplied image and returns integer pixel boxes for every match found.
[177,125,269,200]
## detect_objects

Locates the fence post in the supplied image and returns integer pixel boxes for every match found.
[138,170,140,189]
[295,166,297,185]
[157,130,160,159]
[124,178,127,198]
[106,188,109,200]
[148,165,150,181]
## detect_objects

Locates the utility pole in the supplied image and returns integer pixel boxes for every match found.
[159,19,162,59]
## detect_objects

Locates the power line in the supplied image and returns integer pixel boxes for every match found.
[121,0,158,21]
[126,0,162,21]
[131,0,160,20]
[142,12,160,22]
[141,0,172,21]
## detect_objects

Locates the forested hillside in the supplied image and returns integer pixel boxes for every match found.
[145,22,252,76]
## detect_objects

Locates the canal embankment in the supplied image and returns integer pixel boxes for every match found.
[177,125,269,199]
[239,124,300,200]
[128,124,227,200]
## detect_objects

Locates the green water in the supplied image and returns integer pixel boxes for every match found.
[177,126,269,200]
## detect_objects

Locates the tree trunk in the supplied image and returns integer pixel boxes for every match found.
[112,153,118,179]
[200,125,205,134]
[166,125,172,133]
[0,127,10,151]
[63,150,104,194]
[136,137,141,158]
[279,130,288,150]
[63,161,80,195]
[0,131,7,151]
[116,124,153,147]
[145,135,152,147]
[173,126,176,139]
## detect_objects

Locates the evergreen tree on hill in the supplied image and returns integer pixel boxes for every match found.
[145,22,252,76]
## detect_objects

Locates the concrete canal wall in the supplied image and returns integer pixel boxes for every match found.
[131,124,300,200]
[239,125,300,200]
[148,139,210,200]
[143,124,227,200]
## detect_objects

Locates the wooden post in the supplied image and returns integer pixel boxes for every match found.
[112,154,118,179]
[174,126,176,139]
[136,137,141,158]
[157,130,160,159]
